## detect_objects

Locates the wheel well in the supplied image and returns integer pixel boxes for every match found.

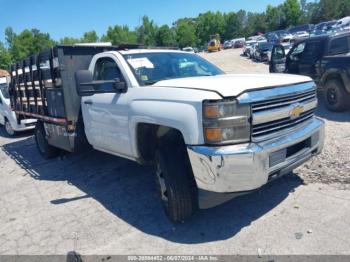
[324,73,343,86]
[136,123,185,164]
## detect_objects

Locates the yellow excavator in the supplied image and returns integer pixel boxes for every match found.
[207,34,221,52]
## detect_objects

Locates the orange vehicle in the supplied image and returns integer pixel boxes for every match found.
[207,34,221,52]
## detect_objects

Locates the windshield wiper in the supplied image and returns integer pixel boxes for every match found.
[144,80,158,86]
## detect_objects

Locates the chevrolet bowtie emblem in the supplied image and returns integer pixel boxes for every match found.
[290,104,304,119]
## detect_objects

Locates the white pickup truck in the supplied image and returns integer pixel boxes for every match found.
[0,76,36,135]
[10,45,325,222]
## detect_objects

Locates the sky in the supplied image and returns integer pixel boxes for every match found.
[0,0,286,42]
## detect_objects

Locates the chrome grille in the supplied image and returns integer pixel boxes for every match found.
[251,89,317,140]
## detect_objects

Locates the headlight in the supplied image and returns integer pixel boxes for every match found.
[203,99,251,144]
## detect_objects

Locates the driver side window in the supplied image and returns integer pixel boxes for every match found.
[290,42,306,60]
[93,57,124,92]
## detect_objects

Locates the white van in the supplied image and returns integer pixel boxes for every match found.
[0,77,36,136]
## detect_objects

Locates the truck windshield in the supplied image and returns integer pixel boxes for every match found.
[123,52,224,86]
[0,84,9,99]
[259,43,272,50]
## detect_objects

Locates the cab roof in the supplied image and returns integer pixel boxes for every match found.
[119,49,187,55]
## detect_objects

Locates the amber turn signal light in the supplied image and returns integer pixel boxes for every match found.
[204,128,222,142]
[203,105,219,118]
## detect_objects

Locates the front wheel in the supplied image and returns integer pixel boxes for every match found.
[4,119,16,136]
[324,79,350,112]
[34,122,60,159]
[154,132,198,223]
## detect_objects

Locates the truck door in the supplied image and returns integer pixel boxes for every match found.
[286,42,306,74]
[298,41,323,78]
[81,56,133,158]
[270,44,286,73]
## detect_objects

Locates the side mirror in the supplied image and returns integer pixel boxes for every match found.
[75,70,128,96]
[114,78,128,93]
[75,70,95,96]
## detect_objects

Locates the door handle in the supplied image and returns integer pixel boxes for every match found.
[84,100,93,105]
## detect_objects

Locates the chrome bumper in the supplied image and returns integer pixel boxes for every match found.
[187,117,325,194]
[14,119,36,131]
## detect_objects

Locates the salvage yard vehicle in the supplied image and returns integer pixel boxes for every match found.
[270,32,350,111]
[0,76,36,136]
[254,42,273,62]
[182,47,195,53]
[242,40,256,56]
[234,40,245,48]
[208,34,221,52]
[9,44,325,222]
[223,40,233,49]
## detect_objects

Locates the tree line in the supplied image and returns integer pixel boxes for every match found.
[1,0,349,69]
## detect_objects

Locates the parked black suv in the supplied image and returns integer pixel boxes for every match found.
[270,33,350,112]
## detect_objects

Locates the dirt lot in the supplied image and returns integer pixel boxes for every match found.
[0,48,350,256]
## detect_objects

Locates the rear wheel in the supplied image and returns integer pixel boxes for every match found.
[4,119,15,136]
[324,79,350,112]
[154,132,198,223]
[34,122,59,159]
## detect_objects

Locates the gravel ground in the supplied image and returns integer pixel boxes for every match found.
[0,48,349,256]
[200,48,269,74]
[201,48,350,186]
[297,98,350,186]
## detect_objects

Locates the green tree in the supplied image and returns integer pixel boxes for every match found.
[175,20,196,48]
[59,37,81,45]
[312,0,350,22]
[136,16,158,46]
[101,25,137,45]
[5,27,55,61]
[224,12,244,40]
[245,12,267,36]
[4,27,15,50]
[0,42,12,69]
[282,0,302,27]
[300,0,319,24]
[81,30,99,43]
[155,25,176,47]
[196,11,225,45]
[265,5,283,31]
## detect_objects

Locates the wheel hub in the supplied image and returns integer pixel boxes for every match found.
[5,121,14,136]
[327,88,338,105]
[156,162,168,203]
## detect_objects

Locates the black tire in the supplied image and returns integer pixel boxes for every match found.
[154,132,198,223]
[324,78,350,112]
[34,122,59,159]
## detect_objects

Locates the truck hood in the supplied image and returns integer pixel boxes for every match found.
[153,74,312,97]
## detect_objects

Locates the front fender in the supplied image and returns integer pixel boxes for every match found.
[320,68,350,93]
[125,86,222,158]
[129,100,203,157]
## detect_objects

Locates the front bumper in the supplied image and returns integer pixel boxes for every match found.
[13,119,37,131]
[187,117,325,207]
